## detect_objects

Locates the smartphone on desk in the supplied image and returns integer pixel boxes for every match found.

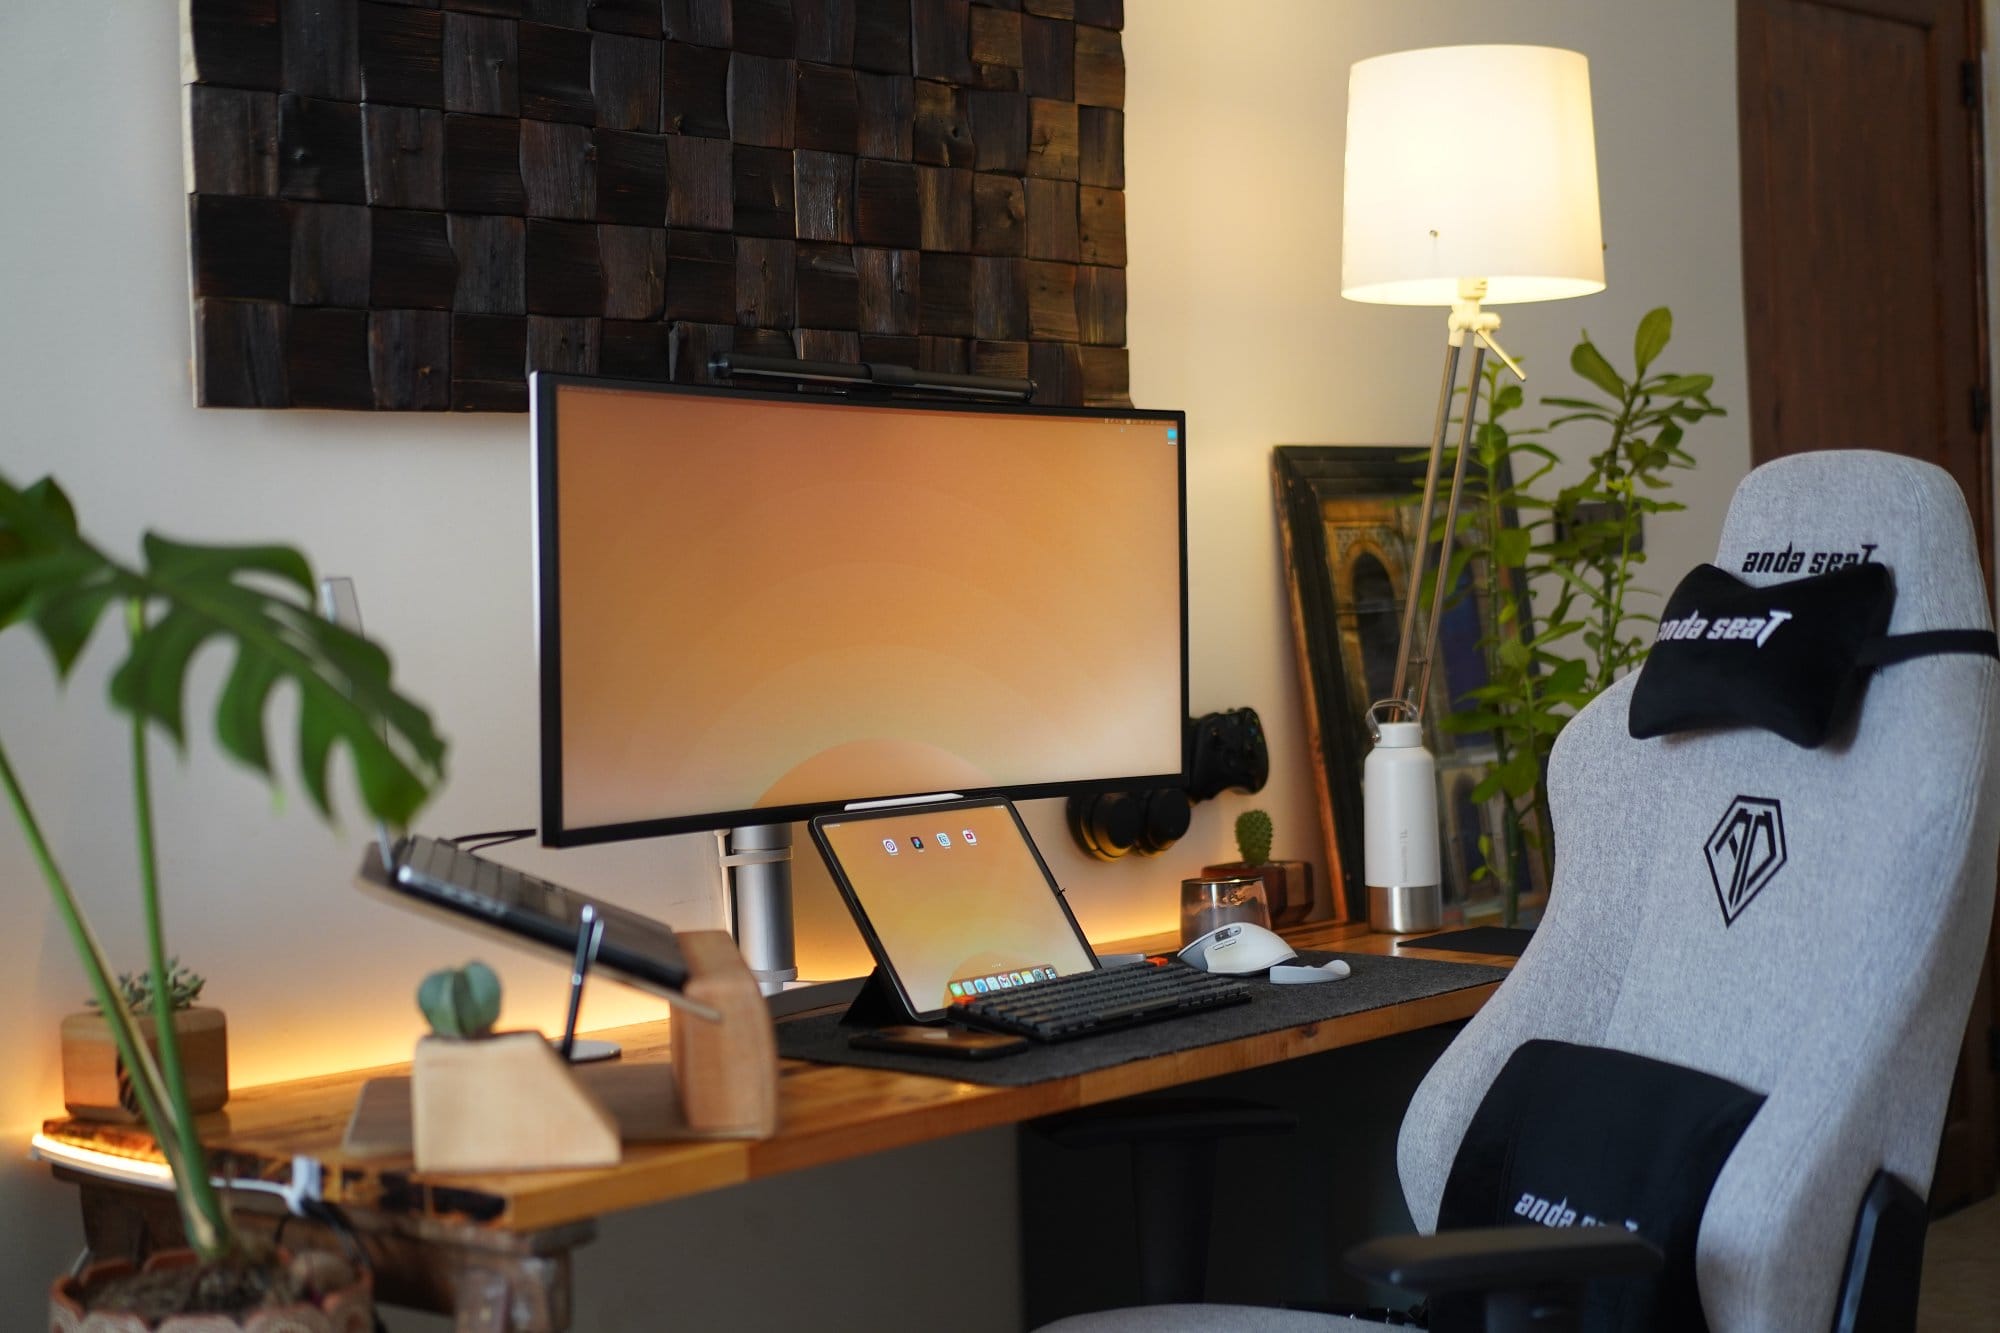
[848,1024,1029,1060]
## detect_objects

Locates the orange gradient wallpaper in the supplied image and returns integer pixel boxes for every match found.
[548,383,1184,834]
[816,802,1096,1013]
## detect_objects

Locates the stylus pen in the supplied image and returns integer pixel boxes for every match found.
[562,907,606,1061]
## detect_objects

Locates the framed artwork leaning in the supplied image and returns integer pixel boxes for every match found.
[1272,445,1541,925]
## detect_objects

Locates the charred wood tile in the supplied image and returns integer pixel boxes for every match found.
[1023,176,1076,260]
[522,0,586,24]
[794,242,858,327]
[363,104,445,207]
[1075,263,1123,344]
[586,0,659,37]
[912,0,972,84]
[1074,25,1122,107]
[187,0,282,90]
[663,0,731,46]
[858,332,919,366]
[1021,0,1074,17]
[855,246,918,334]
[917,166,971,251]
[794,63,858,154]
[973,256,1025,339]
[280,94,367,202]
[972,338,1028,380]
[851,0,910,73]
[598,223,666,318]
[735,237,797,327]
[855,73,913,160]
[192,194,294,301]
[519,22,596,123]
[451,311,526,379]
[592,32,661,130]
[918,334,970,373]
[736,326,797,357]
[665,229,735,321]
[918,252,975,336]
[733,0,794,57]
[661,42,730,137]
[286,306,374,408]
[1079,343,1127,405]
[969,7,1022,74]
[728,53,794,148]
[793,328,859,362]
[442,12,518,114]
[668,320,733,381]
[796,0,854,64]
[599,319,674,377]
[1023,259,1077,340]
[1026,97,1076,179]
[1079,184,1123,265]
[593,129,666,223]
[912,80,972,167]
[794,150,854,243]
[187,87,280,195]
[359,1,444,105]
[854,159,919,248]
[448,212,526,311]
[195,298,289,406]
[667,133,734,228]
[1077,105,1121,187]
[369,308,451,407]
[1075,0,1121,28]
[971,173,1024,255]
[527,314,600,371]
[522,119,596,217]
[283,0,362,99]
[371,208,459,307]
[444,112,525,212]
[526,218,604,313]
[1021,15,1072,100]
[732,145,795,237]
[445,0,524,16]
[968,91,1026,175]
[289,200,371,304]
[1029,337,1080,404]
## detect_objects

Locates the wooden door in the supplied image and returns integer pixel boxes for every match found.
[1738,0,1994,1209]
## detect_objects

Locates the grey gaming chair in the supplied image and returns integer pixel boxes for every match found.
[1043,451,2000,1332]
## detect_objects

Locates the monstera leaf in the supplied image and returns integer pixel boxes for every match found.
[0,473,445,823]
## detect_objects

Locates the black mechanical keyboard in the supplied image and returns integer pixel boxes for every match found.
[948,961,1250,1042]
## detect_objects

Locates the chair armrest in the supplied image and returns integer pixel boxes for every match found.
[1346,1225,1663,1294]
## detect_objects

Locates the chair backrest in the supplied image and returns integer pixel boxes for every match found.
[1394,450,2000,1331]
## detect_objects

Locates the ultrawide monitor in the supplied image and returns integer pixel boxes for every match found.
[533,374,1187,847]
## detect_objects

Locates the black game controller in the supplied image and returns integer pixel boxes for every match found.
[1186,707,1269,800]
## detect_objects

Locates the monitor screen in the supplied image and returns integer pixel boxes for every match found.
[533,374,1187,846]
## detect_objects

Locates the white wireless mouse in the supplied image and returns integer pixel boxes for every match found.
[1178,922,1299,975]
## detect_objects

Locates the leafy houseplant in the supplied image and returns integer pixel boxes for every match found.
[1201,809,1314,927]
[63,959,228,1123]
[2,472,446,1321]
[1438,308,1724,924]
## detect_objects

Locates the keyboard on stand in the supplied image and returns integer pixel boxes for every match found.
[948,961,1250,1042]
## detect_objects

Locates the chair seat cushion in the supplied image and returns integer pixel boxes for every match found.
[1434,1040,1764,1332]
[1628,560,1893,747]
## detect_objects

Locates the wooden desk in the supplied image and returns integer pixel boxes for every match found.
[40,924,1515,1330]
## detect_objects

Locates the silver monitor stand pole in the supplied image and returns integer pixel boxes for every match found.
[720,824,797,995]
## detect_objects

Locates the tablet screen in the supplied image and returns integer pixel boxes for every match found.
[812,799,1097,1018]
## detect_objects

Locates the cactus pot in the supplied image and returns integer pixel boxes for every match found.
[60,1008,228,1123]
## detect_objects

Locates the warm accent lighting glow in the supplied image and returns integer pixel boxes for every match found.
[1341,44,1605,307]
[30,1132,175,1188]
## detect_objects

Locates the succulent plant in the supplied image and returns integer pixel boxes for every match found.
[1234,809,1273,867]
[417,962,502,1039]
[87,958,206,1015]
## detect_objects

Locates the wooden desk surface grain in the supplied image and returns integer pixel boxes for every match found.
[43,924,1517,1235]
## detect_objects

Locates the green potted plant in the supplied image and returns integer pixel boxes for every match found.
[1201,809,1314,927]
[4,471,446,1328]
[61,959,227,1123]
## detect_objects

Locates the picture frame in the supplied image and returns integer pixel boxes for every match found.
[1272,445,1542,924]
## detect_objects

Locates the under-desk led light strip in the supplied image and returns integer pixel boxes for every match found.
[30,1132,320,1210]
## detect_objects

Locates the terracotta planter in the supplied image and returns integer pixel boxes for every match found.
[60,1008,228,1123]
[49,1250,372,1332]
[1200,860,1315,927]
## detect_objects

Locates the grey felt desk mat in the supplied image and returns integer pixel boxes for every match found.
[774,952,1509,1086]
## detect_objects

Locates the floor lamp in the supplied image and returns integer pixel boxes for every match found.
[1341,44,1606,932]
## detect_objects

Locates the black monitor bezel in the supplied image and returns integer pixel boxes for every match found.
[532,371,1190,848]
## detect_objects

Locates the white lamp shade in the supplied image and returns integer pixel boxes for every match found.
[1341,44,1605,307]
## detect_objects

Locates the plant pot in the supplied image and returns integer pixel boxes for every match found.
[49,1248,372,1332]
[60,1008,228,1123]
[1200,861,1315,927]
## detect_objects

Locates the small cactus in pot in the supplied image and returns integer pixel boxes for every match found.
[1202,808,1315,927]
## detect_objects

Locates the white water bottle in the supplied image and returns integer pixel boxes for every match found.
[1363,717,1442,933]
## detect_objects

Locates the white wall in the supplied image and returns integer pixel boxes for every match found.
[0,3,1747,1325]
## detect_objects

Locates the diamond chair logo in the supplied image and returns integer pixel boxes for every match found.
[1705,796,1787,926]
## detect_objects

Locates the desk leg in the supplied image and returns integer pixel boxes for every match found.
[63,1172,591,1331]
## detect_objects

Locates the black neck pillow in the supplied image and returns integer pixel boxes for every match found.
[1628,560,1997,747]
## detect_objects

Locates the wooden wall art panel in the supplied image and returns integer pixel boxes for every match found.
[181,0,1128,411]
